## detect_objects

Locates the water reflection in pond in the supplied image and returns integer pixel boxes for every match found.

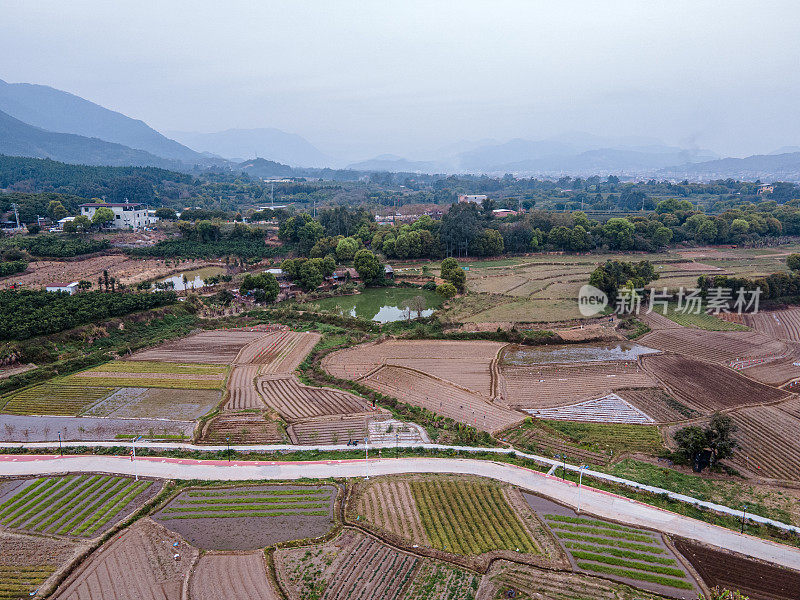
[502,342,659,365]
[157,266,225,291]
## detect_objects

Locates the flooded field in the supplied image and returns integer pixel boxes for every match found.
[502,341,659,365]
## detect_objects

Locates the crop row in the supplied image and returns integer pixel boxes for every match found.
[563,542,677,565]
[410,480,538,555]
[0,566,56,600]
[187,488,329,497]
[160,509,329,520]
[547,522,654,542]
[181,495,324,505]
[66,375,222,390]
[84,361,227,375]
[164,502,327,513]
[1,382,115,415]
[544,514,646,534]
[554,531,665,554]
[571,551,685,577]
[576,562,694,590]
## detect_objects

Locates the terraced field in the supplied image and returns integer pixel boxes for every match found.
[0,381,115,415]
[276,529,419,600]
[52,518,197,600]
[153,485,337,550]
[499,362,657,409]
[67,361,227,390]
[288,414,370,445]
[0,475,156,537]
[189,552,279,600]
[485,560,670,600]
[402,562,479,600]
[524,393,655,424]
[257,376,371,421]
[247,331,321,373]
[83,387,220,420]
[639,329,784,364]
[130,329,271,364]
[0,531,82,600]
[643,354,789,413]
[615,388,700,422]
[743,307,800,342]
[225,365,264,409]
[363,365,524,433]
[201,411,285,444]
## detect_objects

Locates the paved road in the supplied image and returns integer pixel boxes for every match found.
[1,453,799,572]
[3,439,799,537]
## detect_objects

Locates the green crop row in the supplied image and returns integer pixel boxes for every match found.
[82,361,227,375]
[570,551,686,578]
[544,514,645,534]
[56,477,128,535]
[576,562,694,590]
[181,495,326,506]
[7,476,77,528]
[548,522,654,542]
[0,478,61,522]
[187,488,329,497]
[563,542,676,565]
[553,531,664,554]
[165,501,327,513]
[34,476,106,532]
[83,480,151,536]
[159,509,329,520]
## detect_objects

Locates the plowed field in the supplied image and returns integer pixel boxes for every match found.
[53,518,198,600]
[363,365,524,433]
[499,363,657,409]
[0,530,83,600]
[615,388,700,422]
[643,354,789,413]
[257,376,371,421]
[640,329,784,364]
[130,330,271,364]
[225,365,263,409]
[674,538,800,600]
[322,339,506,396]
[201,411,284,444]
[288,414,370,445]
[189,553,279,600]
[743,308,800,342]
[239,331,320,373]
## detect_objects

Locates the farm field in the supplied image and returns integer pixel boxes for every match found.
[524,494,697,596]
[225,365,264,409]
[524,393,655,424]
[615,388,700,422]
[363,365,524,433]
[674,538,800,600]
[0,380,115,415]
[355,476,543,557]
[650,305,749,331]
[67,361,226,390]
[130,329,272,364]
[245,331,321,373]
[499,362,657,409]
[257,375,373,421]
[276,529,419,600]
[82,387,220,420]
[642,354,790,413]
[402,562,479,600]
[52,518,198,600]
[189,552,279,600]
[0,413,194,442]
[153,484,337,550]
[501,342,658,366]
[200,411,285,444]
[322,339,505,397]
[743,308,800,342]
[288,414,368,445]
[639,328,785,364]
[0,530,83,600]
[483,559,672,600]
[0,475,158,537]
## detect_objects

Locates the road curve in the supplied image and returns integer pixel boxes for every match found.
[1,453,799,572]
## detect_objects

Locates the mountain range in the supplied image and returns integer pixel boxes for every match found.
[0,78,798,181]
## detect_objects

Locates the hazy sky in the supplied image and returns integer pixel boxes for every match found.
[2,0,800,160]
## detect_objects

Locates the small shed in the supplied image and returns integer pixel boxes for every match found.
[384,265,395,279]
[46,282,79,295]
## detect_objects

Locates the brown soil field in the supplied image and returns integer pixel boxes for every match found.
[200,411,284,444]
[481,559,670,600]
[83,387,220,420]
[615,388,700,422]
[640,310,683,330]
[743,307,800,342]
[720,398,800,481]
[225,365,264,409]
[355,479,431,546]
[254,331,321,374]
[188,552,279,600]
[0,363,35,380]
[0,255,212,289]
[130,330,272,364]
[322,339,506,396]
[674,538,800,600]
[153,484,337,550]
[275,529,420,600]
[499,362,657,409]
[257,375,372,421]
[287,414,371,445]
[0,530,85,600]
[639,329,785,364]
[643,354,790,413]
[735,344,800,386]
[53,518,198,600]
[363,365,525,433]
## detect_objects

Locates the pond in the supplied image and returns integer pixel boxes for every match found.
[157,266,225,291]
[502,341,659,365]
[307,287,443,323]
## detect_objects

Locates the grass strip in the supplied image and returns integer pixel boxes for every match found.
[554,531,664,554]
[563,542,677,565]
[55,477,128,535]
[576,562,694,590]
[548,522,654,542]
[73,480,139,535]
[186,488,329,497]
[570,551,686,577]
[180,495,325,505]
[83,480,151,536]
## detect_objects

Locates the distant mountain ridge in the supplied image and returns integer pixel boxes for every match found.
[659,152,800,181]
[0,109,184,169]
[0,79,207,165]
[168,127,330,167]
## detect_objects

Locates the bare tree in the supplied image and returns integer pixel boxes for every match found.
[408,295,427,318]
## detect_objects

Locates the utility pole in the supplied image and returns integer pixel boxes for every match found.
[58,432,63,457]
[741,504,747,533]
[11,203,20,229]
[364,436,369,479]
[131,435,142,481]
[576,465,587,513]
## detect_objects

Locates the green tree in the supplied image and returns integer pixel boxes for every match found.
[91,207,115,228]
[47,200,68,221]
[652,226,673,248]
[298,261,323,291]
[335,237,359,262]
[440,257,466,292]
[154,207,178,220]
[436,282,457,298]
[602,218,635,250]
[787,253,800,271]
[353,249,382,284]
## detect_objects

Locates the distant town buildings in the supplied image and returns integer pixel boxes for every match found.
[458,194,488,204]
[79,202,157,230]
